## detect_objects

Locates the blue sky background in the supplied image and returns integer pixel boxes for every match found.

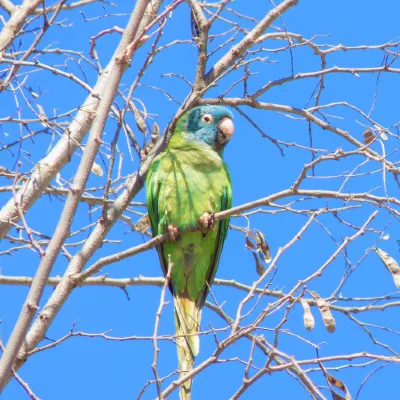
[1,0,400,398]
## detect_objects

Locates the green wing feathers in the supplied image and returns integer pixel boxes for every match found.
[202,173,231,303]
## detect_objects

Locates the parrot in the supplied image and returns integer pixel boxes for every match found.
[146,105,234,399]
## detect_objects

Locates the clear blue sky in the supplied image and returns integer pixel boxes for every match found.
[1,0,400,399]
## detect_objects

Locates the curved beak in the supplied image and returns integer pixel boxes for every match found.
[217,117,234,140]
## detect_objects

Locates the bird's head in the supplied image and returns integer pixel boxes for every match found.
[175,105,234,152]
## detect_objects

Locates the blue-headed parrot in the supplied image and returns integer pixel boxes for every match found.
[146,105,234,399]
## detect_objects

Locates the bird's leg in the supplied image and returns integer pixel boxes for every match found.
[199,212,215,234]
[168,224,180,241]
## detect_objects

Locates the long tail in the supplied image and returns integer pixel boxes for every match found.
[174,295,202,400]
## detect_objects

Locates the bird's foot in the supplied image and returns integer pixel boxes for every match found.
[199,212,215,234]
[168,224,180,241]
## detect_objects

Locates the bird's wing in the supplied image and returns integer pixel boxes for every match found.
[201,164,232,306]
[146,154,169,277]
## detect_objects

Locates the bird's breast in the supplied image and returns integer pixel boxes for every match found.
[158,154,227,229]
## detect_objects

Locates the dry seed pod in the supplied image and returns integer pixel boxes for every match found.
[37,104,48,126]
[331,394,346,400]
[374,124,389,140]
[374,248,400,288]
[91,162,103,177]
[245,234,257,250]
[148,122,160,150]
[130,102,147,134]
[309,291,336,333]
[253,229,272,263]
[29,87,40,98]
[141,122,160,159]
[300,299,315,331]
[252,252,265,276]
[325,371,352,400]
[135,214,150,234]
[380,131,389,140]
[362,129,375,145]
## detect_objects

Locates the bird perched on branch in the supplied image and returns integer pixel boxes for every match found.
[146,105,234,399]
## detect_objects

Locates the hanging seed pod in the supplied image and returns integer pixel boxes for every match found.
[319,361,352,400]
[300,299,315,331]
[253,229,272,263]
[130,102,147,134]
[374,248,400,288]
[141,122,160,159]
[363,129,375,145]
[309,291,336,333]
[135,214,150,234]
[37,104,48,127]
[245,233,257,250]
[91,161,104,177]
[252,252,265,276]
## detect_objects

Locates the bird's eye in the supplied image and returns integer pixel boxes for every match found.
[202,114,214,124]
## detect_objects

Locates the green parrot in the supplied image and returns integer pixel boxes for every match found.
[146,105,234,399]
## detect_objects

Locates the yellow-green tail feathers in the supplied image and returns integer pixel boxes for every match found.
[174,296,202,400]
